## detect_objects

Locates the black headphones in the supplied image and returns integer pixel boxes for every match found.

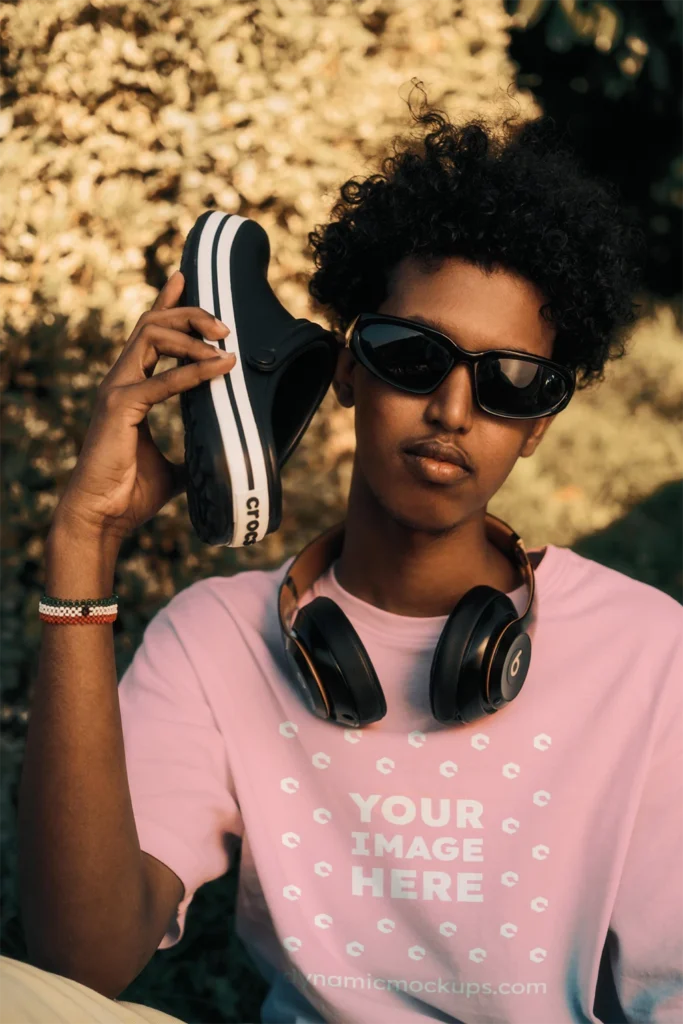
[278,512,538,728]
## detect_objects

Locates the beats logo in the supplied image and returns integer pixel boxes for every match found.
[243,496,261,545]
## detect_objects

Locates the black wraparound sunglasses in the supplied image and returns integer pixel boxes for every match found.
[344,313,576,420]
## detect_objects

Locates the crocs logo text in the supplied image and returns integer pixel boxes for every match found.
[244,496,260,545]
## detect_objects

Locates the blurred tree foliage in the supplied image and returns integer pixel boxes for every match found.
[505,0,682,300]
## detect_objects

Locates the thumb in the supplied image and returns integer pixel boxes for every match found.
[135,418,186,511]
[138,418,187,497]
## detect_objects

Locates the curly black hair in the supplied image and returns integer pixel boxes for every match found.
[307,85,644,390]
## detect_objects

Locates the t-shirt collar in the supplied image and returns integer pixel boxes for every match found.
[308,544,565,649]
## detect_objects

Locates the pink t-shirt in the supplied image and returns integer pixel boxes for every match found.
[118,540,683,1023]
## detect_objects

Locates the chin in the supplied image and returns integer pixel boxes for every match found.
[375,488,469,537]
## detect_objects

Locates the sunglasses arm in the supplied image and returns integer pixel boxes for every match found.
[343,313,361,348]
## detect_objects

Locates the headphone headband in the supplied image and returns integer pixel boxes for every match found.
[279,512,535,639]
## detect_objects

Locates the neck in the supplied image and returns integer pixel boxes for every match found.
[334,462,524,617]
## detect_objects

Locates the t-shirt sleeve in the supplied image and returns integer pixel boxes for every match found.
[608,634,683,1022]
[117,593,243,949]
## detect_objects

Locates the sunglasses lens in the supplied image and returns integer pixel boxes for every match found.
[358,322,451,392]
[477,356,569,416]
[355,319,570,416]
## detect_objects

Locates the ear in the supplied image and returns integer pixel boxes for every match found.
[332,346,356,408]
[519,414,557,458]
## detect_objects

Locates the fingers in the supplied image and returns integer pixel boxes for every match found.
[110,311,231,387]
[123,270,188,355]
[122,352,236,410]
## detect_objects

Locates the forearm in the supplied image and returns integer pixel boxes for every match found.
[18,520,156,996]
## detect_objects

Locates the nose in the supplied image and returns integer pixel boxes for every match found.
[423,361,475,432]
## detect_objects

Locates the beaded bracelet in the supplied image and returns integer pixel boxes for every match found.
[39,594,119,625]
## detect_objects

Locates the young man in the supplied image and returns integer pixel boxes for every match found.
[18,107,682,1024]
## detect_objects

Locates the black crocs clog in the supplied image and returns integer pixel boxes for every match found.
[178,210,338,547]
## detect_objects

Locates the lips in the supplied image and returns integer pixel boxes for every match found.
[403,439,473,472]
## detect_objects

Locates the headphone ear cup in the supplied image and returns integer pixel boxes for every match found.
[294,597,387,727]
[430,586,517,725]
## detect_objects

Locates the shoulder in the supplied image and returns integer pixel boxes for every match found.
[552,542,683,644]
[159,556,295,634]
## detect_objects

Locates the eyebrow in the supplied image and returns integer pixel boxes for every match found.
[406,313,534,357]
